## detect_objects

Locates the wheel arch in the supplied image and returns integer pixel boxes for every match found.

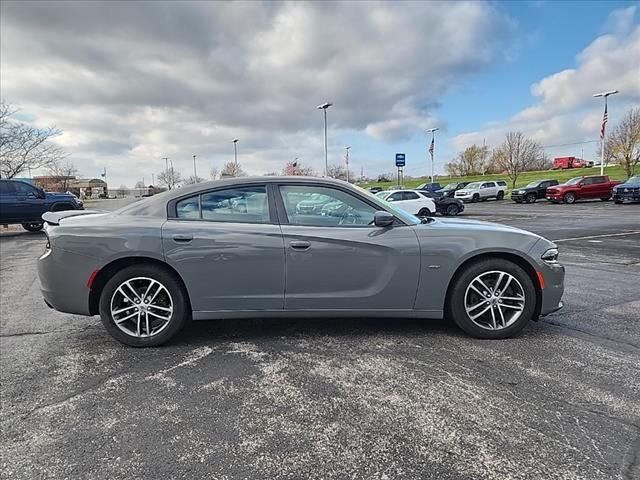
[444,251,542,320]
[50,202,75,212]
[89,256,192,316]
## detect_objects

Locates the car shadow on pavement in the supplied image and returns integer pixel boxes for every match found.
[171,316,464,347]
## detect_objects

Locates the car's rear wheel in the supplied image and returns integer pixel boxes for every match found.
[22,223,43,232]
[472,194,479,203]
[563,192,576,204]
[445,204,460,216]
[496,191,505,201]
[614,200,623,204]
[525,193,536,204]
[447,258,536,339]
[418,207,432,217]
[99,264,189,347]
[600,196,611,201]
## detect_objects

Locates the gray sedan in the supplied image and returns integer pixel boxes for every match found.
[38,177,565,347]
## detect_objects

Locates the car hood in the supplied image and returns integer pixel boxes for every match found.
[45,192,79,201]
[455,189,473,194]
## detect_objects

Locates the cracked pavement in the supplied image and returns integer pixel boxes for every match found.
[1,199,639,479]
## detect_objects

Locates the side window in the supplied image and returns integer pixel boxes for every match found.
[176,195,200,219]
[280,185,377,227]
[201,186,269,223]
[592,176,605,184]
[581,178,593,185]
[387,192,404,202]
[0,182,16,195]
[13,182,37,195]
[403,192,420,200]
[497,181,507,187]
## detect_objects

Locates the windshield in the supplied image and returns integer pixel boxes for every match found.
[525,181,541,188]
[625,176,640,185]
[355,186,420,225]
[465,182,480,189]
[375,191,388,198]
[565,177,583,185]
[443,183,458,189]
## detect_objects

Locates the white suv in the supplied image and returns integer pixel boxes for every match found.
[376,189,437,216]
[455,181,507,203]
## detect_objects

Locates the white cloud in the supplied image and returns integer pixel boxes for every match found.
[0,1,513,186]
[453,6,640,155]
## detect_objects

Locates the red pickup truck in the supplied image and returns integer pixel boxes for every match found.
[546,175,623,204]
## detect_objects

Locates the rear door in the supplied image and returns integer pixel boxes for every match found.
[590,176,609,198]
[480,182,496,198]
[0,181,18,222]
[276,183,421,311]
[162,184,285,312]
[12,181,47,221]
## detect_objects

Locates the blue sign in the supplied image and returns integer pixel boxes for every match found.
[395,153,406,167]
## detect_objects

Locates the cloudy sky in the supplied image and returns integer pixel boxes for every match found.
[1,1,639,187]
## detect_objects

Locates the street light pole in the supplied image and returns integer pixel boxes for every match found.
[593,90,618,176]
[232,139,239,176]
[317,102,333,178]
[426,128,439,183]
[193,154,197,181]
[345,146,351,183]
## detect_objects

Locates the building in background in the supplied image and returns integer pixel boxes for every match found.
[34,176,107,199]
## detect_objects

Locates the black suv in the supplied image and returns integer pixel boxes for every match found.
[0,179,83,231]
[511,179,559,203]
[436,181,470,198]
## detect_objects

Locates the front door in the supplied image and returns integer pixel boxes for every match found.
[162,184,285,312]
[276,184,421,311]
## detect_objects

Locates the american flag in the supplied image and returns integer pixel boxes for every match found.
[600,103,608,140]
[428,138,434,158]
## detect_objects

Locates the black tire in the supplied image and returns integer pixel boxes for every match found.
[563,192,576,204]
[445,204,460,216]
[99,264,190,347]
[614,200,623,204]
[447,258,536,339]
[600,196,611,201]
[514,200,522,204]
[525,193,536,204]
[472,194,479,203]
[22,223,43,232]
[496,191,505,201]
[418,208,432,217]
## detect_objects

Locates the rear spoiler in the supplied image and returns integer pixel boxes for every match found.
[42,210,104,226]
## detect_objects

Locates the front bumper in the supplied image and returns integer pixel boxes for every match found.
[511,193,526,201]
[538,262,565,317]
[613,191,640,202]
[545,193,564,202]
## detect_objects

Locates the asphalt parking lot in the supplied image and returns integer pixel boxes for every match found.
[1,198,639,479]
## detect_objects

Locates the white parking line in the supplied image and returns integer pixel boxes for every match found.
[554,231,640,243]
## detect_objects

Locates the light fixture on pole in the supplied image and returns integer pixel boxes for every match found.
[232,139,239,176]
[345,146,351,183]
[593,90,618,176]
[192,154,197,182]
[426,128,439,183]
[316,102,333,178]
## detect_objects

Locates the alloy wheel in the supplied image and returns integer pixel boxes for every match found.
[464,270,525,330]
[110,277,174,338]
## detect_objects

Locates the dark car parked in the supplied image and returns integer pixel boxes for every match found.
[418,190,464,216]
[416,182,442,192]
[0,179,84,231]
[511,179,559,203]
[436,182,470,198]
[613,176,640,204]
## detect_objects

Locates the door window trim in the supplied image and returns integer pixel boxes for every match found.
[274,182,409,227]
[166,183,278,225]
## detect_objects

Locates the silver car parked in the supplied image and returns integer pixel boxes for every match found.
[38,177,564,347]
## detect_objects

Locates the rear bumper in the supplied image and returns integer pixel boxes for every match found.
[38,246,98,316]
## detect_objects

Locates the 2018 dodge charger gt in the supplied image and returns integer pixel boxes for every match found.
[38,177,565,347]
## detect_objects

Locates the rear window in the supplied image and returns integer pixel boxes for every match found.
[497,181,507,186]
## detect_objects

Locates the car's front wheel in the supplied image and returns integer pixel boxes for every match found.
[525,193,536,204]
[563,192,576,204]
[99,264,190,347]
[445,204,460,216]
[22,223,43,232]
[447,258,536,339]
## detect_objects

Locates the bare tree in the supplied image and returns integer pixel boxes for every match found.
[282,160,315,176]
[183,175,206,185]
[0,102,66,178]
[46,159,78,190]
[220,161,246,177]
[444,161,462,177]
[492,132,543,188]
[209,166,219,180]
[157,167,182,189]
[326,164,354,182]
[606,107,640,178]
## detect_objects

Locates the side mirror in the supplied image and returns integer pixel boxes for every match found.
[38,189,46,199]
[577,183,583,188]
[374,210,395,227]
[27,192,37,199]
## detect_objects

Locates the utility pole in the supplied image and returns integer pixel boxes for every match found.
[593,90,618,175]
[151,173,154,186]
[193,154,197,181]
[345,146,351,183]
[233,139,239,176]
[316,102,333,177]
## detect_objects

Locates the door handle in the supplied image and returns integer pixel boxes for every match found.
[290,240,311,250]
[172,234,193,243]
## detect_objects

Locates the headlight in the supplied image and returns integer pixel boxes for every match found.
[541,248,559,263]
